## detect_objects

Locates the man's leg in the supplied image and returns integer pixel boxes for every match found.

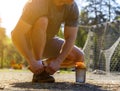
[31,17,48,60]
[43,37,86,83]
[61,46,85,68]
[43,37,85,68]
[11,18,45,74]
[11,19,35,65]
[28,17,56,83]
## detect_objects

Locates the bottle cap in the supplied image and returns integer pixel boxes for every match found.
[75,62,86,69]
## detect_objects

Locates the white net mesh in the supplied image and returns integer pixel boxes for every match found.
[82,20,120,72]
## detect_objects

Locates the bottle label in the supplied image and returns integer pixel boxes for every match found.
[76,68,86,83]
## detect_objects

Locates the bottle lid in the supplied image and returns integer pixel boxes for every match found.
[75,62,86,69]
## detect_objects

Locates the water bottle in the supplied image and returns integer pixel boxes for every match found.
[75,62,86,83]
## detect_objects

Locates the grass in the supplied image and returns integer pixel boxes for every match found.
[0,68,30,72]
[59,68,75,74]
[0,68,75,74]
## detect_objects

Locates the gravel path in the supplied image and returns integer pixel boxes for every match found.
[0,69,120,91]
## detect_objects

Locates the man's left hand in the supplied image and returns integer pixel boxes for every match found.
[45,58,62,75]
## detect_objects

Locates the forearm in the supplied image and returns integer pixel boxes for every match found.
[56,27,78,63]
[45,27,78,75]
[31,17,48,60]
[57,37,75,61]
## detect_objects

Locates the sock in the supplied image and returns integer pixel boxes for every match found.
[37,60,42,65]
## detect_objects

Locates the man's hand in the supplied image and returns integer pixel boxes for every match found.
[29,61,44,74]
[45,58,62,75]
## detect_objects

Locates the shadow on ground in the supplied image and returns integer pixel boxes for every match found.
[8,82,108,91]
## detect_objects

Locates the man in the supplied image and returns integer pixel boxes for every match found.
[11,0,85,83]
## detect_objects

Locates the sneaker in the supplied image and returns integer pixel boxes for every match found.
[32,71,55,83]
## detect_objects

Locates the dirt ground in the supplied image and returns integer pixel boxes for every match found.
[0,69,120,91]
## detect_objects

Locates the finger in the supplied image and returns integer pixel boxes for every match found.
[45,66,50,73]
[35,68,44,74]
[28,66,34,73]
[45,66,56,75]
[49,68,56,75]
[28,66,42,74]
[45,66,52,74]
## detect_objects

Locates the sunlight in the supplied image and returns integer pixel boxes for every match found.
[0,0,27,37]
[0,0,82,37]
[1,0,119,37]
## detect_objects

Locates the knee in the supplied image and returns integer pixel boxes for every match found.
[11,30,18,41]
[67,48,85,62]
[77,50,85,62]
[37,17,48,25]
[11,29,21,44]
[34,17,48,32]
[11,19,31,40]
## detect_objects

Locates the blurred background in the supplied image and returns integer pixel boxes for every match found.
[0,0,120,73]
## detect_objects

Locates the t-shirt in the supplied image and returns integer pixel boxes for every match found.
[21,0,79,39]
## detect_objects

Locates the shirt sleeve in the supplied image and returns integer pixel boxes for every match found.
[65,2,79,27]
[21,0,48,25]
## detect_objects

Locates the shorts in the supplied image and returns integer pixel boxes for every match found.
[43,37,64,58]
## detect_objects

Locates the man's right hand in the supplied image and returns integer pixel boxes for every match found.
[29,61,44,74]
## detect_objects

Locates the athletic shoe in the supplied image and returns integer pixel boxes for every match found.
[32,70,55,83]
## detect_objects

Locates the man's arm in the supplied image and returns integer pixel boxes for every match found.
[56,26,78,62]
[57,2,79,61]
[45,2,79,74]
[45,26,78,75]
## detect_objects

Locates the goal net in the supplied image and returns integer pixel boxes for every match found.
[82,20,120,72]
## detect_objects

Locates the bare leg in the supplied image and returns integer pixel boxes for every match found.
[45,46,85,68]
[11,18,47,74]
[42,37,85,68]
[31,17,48,60]
[60,46,85,68]
[11,19,34,64]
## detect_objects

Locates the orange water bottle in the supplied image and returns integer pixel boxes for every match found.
[75,62,86,83]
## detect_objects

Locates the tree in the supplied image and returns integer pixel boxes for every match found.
[76,27,88,48]
[0,27,25,68]
[81,0,120,24]
[0,27,7,68]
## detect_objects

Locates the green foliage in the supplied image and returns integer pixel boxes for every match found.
[0,27,7,68]
[57,27,64,38]
[81,0,120,24]
[0,27,26,68]
[75,27,88,48]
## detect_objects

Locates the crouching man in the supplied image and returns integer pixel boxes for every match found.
[11,0,86,83]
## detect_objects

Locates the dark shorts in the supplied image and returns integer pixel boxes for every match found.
[43,37,64,58]
[43,37,83,62]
